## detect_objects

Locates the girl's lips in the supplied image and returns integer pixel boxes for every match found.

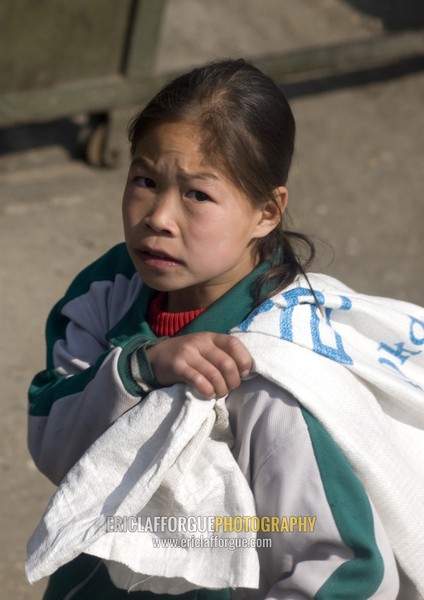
[136,249,181,269]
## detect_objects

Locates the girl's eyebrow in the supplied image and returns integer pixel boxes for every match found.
[130,158,219,182]
[130,157,153,172]
[178,168,219,182]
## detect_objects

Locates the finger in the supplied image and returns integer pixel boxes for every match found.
[195,345,243,393]
[210,351,242,391]
[211,335,253,377]
[180,363,224,399]
[191,356,233,398]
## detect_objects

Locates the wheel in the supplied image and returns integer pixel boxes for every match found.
[85,120,123,168]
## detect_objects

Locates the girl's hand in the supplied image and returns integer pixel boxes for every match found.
[146,333,252,399]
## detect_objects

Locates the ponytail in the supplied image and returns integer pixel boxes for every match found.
[253,227,316,306]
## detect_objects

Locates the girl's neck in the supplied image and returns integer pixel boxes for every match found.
[166,257,260,313]
[148,292,205,337]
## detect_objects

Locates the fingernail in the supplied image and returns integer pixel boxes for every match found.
[241,370,250,378]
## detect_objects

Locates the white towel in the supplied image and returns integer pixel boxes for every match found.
[26,273,424,597]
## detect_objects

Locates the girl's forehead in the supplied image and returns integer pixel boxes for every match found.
[133,120,225,176]
[136,120,202,149]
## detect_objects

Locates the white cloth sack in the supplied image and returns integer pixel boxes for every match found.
[26,390,259,594]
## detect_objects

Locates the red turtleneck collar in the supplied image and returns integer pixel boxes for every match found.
[147,292,206,337]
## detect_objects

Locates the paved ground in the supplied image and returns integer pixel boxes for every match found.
[1,1,423,598]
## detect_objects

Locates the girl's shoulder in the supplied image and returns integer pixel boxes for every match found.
[62,243,136,303]
[52,243,142,336]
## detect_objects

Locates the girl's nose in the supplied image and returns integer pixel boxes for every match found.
[143,193,178,234]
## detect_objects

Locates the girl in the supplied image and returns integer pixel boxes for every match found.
[28,59,423,599]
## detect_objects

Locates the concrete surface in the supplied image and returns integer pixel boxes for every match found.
[1,1,423,598]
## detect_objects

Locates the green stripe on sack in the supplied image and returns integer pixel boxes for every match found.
[301,408,384,599]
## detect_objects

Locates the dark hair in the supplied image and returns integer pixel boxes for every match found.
[128,58,315,303]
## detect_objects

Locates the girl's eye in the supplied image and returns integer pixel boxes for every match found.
[187,190,210,202]
[134,176,156,189]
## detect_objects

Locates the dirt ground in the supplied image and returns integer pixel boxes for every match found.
[1,1,423,598]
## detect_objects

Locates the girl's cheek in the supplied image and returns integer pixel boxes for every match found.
[123,203,138,228]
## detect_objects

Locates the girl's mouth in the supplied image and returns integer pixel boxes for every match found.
[136,249,181,269]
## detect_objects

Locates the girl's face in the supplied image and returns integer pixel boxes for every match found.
[122,121,282,312]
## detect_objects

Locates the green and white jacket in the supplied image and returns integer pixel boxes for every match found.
[28,243,400,599]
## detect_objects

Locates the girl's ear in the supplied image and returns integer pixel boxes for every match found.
[254,186,288,238]
[273,186,289,214]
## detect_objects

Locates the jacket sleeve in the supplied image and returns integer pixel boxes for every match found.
[28,246,154,485]
[227,377,400,599]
